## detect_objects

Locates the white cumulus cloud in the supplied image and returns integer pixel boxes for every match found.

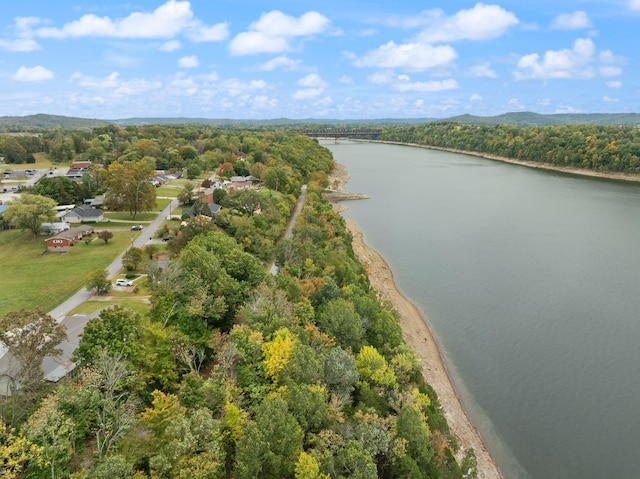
[606,80,622,89]
[355,41,457,71]
[550,11,592,30]
[416,3,519,43]
[297,73,327,88]
[70,71,120,88]
[629,0,640,11]
[31,0,227,42]
[179,55,199,68]
[229,10,330,55]
[256,55,301,71]
[393,78,459,92]
[186,22,229,42]
[161,40,181,52]
[468,63,498,78]
[14,66,54,82]
[36,0,194,39]
[292,88,325,100]
[293,73,327,99]
[514,38,598,80]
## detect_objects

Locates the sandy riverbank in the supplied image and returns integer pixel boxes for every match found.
[328,163,503,479]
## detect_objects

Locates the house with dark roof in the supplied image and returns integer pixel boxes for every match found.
[60,205,104,223]
[207,203,222,216]
[45,225,94,252]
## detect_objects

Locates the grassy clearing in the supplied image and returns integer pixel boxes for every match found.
[155,186,181,197]
[103,212,158,222]
[0,229,132,317]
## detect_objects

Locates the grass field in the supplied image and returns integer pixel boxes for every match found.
[103,212,158,222]
[155,186,182,197]
[0,229,132,317]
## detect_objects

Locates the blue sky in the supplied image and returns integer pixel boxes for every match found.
[1,0,639,119]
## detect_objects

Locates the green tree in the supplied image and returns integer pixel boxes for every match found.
[178,182,196,206]
[3,194,57,238]
[0,308,67,393]
[123,246,144,271]
[73,306,142,367]
[316,299,365,352]
[103,160,156,219]
[50,140,73,163]
[23,395,74,479]
[227,189,264,216]
[31,175,82,205]
[87,269,112,295]
[213,187,227,205]
[235,395,303,479]
[186,163,201,179]
[0,135,27,163]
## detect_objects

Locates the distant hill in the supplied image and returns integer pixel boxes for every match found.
[446,112,640,126]
[0,112,639,130]
[0,114,110,129]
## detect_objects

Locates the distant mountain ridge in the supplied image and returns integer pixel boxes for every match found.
[1,112,639,129]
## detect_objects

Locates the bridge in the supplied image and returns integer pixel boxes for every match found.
[297,128,382,139]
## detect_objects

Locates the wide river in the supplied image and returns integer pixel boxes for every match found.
[323,140,640,479]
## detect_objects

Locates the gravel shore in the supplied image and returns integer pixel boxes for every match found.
[328,163,503,479]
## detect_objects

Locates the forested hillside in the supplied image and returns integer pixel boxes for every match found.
[1,125,475,479]
[380,123,640,174]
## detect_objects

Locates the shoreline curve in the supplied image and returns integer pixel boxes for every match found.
[367,139,640,183]
[328,163,503,479]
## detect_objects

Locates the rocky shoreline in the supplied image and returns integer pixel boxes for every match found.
[326,163,503,479]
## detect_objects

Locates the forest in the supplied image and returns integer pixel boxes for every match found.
[0,124,475,479]
[379,123,640,174]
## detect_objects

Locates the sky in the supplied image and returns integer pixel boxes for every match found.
[1,0,639,120]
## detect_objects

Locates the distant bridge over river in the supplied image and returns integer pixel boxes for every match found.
[298,128,382,140]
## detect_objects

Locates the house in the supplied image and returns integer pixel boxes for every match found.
[65,160,94,181]
[41,222,69,235]
[70,160,92,169]
[60,205,104,223]
[84,196,104,207]
[229,175,260,190]
[207,203,222,216]
[45,225,94,252]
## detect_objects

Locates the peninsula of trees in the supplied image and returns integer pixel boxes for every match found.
[0,125,476,479]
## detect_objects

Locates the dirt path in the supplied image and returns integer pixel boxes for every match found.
[328,163,503,479]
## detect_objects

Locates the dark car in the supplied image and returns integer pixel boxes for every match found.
[130,225,144,231]
[162,236,173,242]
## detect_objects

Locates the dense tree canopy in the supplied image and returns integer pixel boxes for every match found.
[3,125,474,479]
[380,122,640,174]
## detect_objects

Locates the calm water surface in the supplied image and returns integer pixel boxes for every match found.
[324,141,640,479]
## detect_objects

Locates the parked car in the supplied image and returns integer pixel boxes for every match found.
[162,236,173,242]
[115,279,133,287]
[130,225,144,231]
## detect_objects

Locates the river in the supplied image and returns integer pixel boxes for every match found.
[323,140,640,479]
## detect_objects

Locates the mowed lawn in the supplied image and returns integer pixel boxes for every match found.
[0,229,132,317]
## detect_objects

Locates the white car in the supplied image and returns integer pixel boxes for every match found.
[115,279,133,287]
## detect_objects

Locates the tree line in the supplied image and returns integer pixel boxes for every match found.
[379,123,640,174]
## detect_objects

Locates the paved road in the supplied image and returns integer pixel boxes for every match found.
[0,198,179,386]
[48,197,178,321]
